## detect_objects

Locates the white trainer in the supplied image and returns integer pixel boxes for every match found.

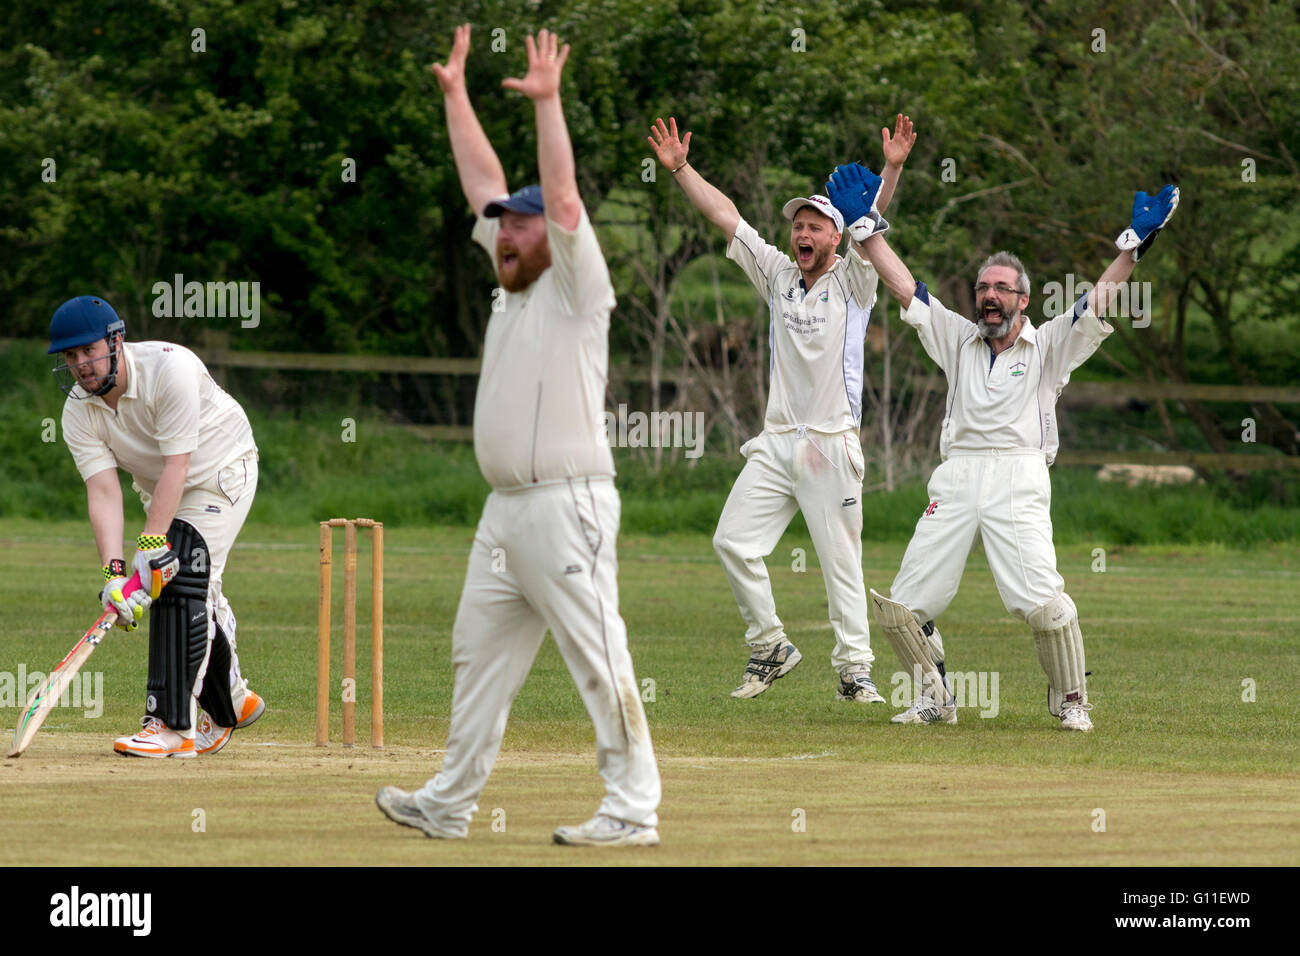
[836,670,885,703]
[375,786,464,839]
[891,696,957,725]
[113,716,196,758]
[1059,700,1094,732]
[194,710,234,755]
[731,639,802,698]
[553,814,660,847]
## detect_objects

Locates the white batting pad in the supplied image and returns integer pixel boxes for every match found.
[869,589,949,703]
[1028,593,1087,716]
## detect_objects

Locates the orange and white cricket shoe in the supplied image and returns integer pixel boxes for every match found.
[114,716,196,758]
[194,685,266,756]
[195,710,234,755]
[233,684,265,729]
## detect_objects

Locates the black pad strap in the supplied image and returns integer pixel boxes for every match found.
[145,519,211,730]
[197,621,240,727]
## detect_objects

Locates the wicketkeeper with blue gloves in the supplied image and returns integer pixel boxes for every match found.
[824,158,1178,731]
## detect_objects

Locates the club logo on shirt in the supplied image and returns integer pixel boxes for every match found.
[783,288,796,301]
[205,505,221,514]
[923,501,939,517]
[842,497,857,507]
[1010,361,1027,377]
[820,290,829,302]
[564,565,583,575]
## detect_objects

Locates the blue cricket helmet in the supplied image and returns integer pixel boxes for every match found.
[48,295,127,398]
[48,296,125,354]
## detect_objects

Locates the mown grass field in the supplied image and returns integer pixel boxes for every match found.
[2,519,1298,866]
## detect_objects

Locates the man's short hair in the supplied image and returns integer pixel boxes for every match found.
[976,251,1030,295]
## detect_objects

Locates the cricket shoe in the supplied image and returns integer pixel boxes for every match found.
[836,670,885,703]
[1059,699,1094,732]
[114,716,196,758]
[891,695,957,725]
[374,786,464,839]
[194,710,234,756]
[731,639,802,698]
[233,682,266,729]
[553,814,660,847]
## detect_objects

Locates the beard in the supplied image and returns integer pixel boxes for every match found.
[793,242,833,277]
[497,241,552,293]
[977,299,1017,339]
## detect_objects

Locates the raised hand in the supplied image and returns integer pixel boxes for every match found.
[431,23,472,94]
[1116,184,1180,261]
[826,163,890,242]
[647,117,692,171]
[882,113,917,168]
[501,30,570,100]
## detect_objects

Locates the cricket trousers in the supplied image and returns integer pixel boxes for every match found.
[890,450,1066,626]
[136,453,257,708]
[415,477,661,835]
[713,426,873,674]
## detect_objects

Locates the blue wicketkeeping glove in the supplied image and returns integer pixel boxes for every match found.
[825,162,890,241]
[1116,185,1179,261]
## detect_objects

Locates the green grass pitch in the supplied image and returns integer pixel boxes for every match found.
[1,519,1297,866]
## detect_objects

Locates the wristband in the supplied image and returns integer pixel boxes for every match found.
[103,559,126,581]
[671,161,688,174]
[137,534,168,550]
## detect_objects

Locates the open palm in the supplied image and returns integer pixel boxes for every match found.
[647,117,691,170]
[882,113,917,167]
[501,30,570,100]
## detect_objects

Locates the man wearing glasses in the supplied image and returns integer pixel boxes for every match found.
[823,162,1178,731]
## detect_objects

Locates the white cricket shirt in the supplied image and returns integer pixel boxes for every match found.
[727,217,878,435]
[61,341,258,493]
[470,207,617,490]
[901,287,1112,464]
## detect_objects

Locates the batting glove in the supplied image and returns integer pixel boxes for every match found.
[132,534,180,600]
[1115,184,1179,261]
[826,162,890,241]
[100,560,143,631]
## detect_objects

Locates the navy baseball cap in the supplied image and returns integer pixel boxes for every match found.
[48,296,125,354]
[484,184,545,217]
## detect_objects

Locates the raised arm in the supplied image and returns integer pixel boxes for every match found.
[648,117,741,242]
[861,233,917,310]
[875,113,916,214]
[432,24,508,216]
[825,161,911,302]
[1090,185,1180,317]
[1088,250,1137,319]
[502,30,582,230]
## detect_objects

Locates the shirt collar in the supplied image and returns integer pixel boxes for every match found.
[120,343,138,398]
[801,255,846,291]
[973,316,1037,349]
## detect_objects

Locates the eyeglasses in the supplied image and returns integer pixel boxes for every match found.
[974,282,1023,296]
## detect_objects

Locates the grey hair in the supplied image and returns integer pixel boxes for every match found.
[976,251,1030,295]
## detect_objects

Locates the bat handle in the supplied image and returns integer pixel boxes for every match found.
[111,570,145,605]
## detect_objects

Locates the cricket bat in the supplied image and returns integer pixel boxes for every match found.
[8,572,143,758]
